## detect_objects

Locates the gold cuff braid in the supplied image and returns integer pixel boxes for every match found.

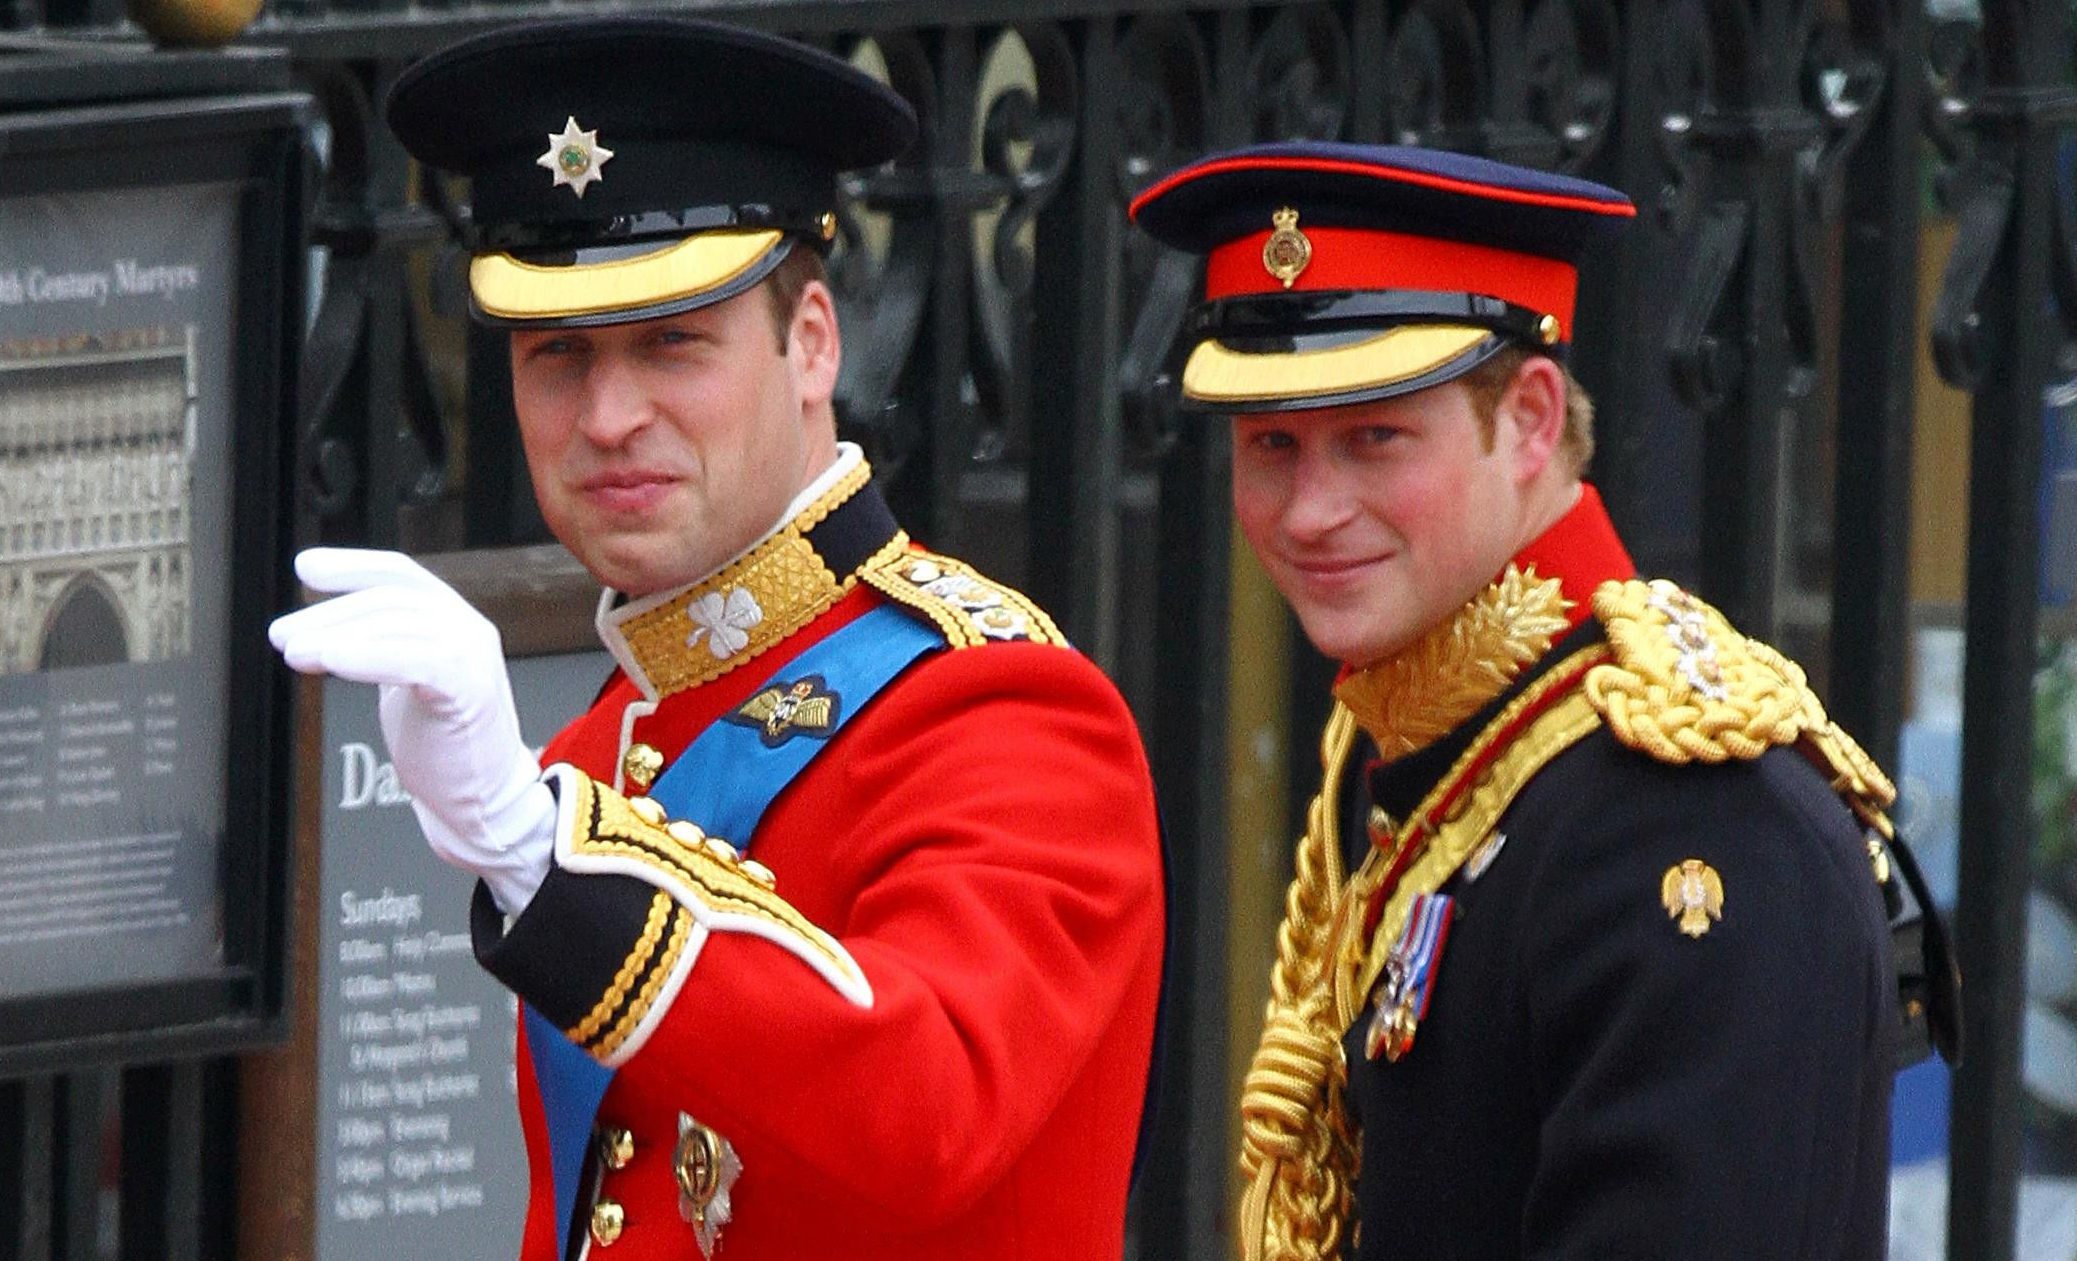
[1238,705,1361,1261]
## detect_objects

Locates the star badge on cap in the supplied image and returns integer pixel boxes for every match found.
[537,116,614,198]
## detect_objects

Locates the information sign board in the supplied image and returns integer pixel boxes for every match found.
[314,652,610,1253]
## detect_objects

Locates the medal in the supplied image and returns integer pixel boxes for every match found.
[1364,892,1455,1062]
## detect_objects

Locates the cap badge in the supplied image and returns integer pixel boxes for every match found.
[1660,859,1724,938]
[537,116,614,198]
[1263,206,1312,289]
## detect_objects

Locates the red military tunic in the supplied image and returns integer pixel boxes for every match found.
[473,457,1165,1260]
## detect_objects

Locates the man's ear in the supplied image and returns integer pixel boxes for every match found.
[789,278,842,409]
[1498,355,1566,484]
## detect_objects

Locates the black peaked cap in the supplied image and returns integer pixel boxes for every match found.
[386,18,918,244]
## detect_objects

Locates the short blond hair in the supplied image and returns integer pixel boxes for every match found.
[1458,344,1595,477]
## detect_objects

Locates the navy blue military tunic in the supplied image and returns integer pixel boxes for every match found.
[1342,620,1896,1260]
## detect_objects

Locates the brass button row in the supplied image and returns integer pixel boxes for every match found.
[590,1198,625,1247]
[600,1125,635,1171]
[623,742,665,791]
[621,746,778,891]
[591,1123,635,1247]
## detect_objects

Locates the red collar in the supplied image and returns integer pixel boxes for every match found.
[1509,483,1634,631]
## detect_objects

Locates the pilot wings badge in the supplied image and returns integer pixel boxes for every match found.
[725,675,842,748]
[1661,859,1724,938]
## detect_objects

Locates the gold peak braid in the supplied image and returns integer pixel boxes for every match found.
[1239,705,1360,1261]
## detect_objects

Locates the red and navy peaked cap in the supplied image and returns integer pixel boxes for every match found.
[386,18,916,330]
[1129,142,1635,412]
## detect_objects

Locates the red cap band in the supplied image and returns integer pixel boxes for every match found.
[1206,226,1579,338]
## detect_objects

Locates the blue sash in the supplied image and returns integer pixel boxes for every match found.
[530,604,944,1253]
[527,1003,616,1250]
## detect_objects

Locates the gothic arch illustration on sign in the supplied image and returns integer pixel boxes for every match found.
[0,327,196,677]
[37,572,128,671]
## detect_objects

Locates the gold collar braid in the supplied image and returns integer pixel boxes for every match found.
[1332,565,1573,762]
[602,459,903,700]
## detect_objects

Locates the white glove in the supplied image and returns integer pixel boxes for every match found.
[268,548,554,915]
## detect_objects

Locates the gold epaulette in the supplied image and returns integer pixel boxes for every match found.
[544,763,872,1066]
[1585,578,1896,830]
[861,547,1068,649]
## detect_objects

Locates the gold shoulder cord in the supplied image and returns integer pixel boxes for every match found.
[1238,704,1361,1261]
[1584,578,1897,828]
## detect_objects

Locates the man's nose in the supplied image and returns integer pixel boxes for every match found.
[1281,451,1359,540]
[574,359,654,448]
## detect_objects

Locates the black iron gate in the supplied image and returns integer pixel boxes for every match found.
[0,1,2064,1259]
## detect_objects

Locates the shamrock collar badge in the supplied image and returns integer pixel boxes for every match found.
[686,587,765,661]
[538,116,614,198]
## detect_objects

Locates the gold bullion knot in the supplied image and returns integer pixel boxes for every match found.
[1264,206,1313,288]
[590,1198,626,1247]
[676,1113,742,1259]
[623,743,664,792]
[1661,859,1724,938]
[725,674,841,748]
[1335,564,1572,761]
[1236,706,1360,1261]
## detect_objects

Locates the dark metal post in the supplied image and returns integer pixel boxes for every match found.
[922,25,979,551]
[1937,1,2074,1250]
[0,1078,53,1261]
[1031,17,1125,659]
[1690,2,1809,640]
[1829,0,1923,766]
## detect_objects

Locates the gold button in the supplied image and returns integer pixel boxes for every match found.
[666,819,707,846]
[703,837,739,865]
[623,743,664,791]
[818,210,838,241]
[1866,837,1893,885]
[740,859,777,890]
[590,1199,625,1247]
[597,1125,634,1171]
[1536,313,1562,344]
[628,796,667,827]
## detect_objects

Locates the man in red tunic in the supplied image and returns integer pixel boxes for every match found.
[270,19,1164,1259]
